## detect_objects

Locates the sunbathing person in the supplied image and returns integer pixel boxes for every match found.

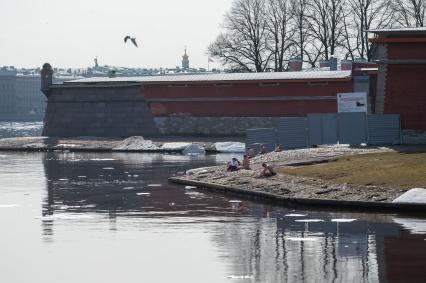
[258,162,277,177]
[242,155,251,170]
[227,157,241,172]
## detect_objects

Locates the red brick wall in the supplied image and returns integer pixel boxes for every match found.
[384,63,426,130]
[144,80,353,117]
[387,43,426,60]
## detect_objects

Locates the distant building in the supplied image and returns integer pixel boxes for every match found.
[182,48,189,70]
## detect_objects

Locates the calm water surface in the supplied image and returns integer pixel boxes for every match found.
[0,152,425,283]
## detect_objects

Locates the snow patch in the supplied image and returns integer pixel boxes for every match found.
[392,188,426,204]
[331,219,357,223]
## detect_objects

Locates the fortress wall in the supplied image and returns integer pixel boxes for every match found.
[42,84,158,137]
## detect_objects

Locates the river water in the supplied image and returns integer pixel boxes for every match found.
[0,151,425,283]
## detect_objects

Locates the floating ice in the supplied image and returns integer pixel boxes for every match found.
[148,184,162,187]
[331,219,357,223]
[133,175,139,177]
[58,178,68,181]
[90,158,117,161]
[182,144,206,155]
[214,142,246,153]
[229,200,242,203]
[102,167,114,170]
[225,275,254,279]
[161,142,191,151]
[285,214,308,217]
[0,204,18,208]
[295,219,325,223]
[77,176,87,178]
[185,186,197,190]
[285,237,319,242]
[136,193,151,196]
[113,136,159,151]
[123,187,135,190]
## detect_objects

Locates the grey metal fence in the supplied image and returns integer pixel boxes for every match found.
[367,114,401,145]
[308,113,338,146]
[246,128,277,153]
[277,117,307,149]
[247,113,401,149]
[338,112,367,144]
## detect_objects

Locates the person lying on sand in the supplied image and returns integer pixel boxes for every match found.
[258,162,277,178]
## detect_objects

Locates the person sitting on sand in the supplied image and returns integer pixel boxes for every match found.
[260,144,267,155]
[227,157,241,172]
[246,148,256,158]
[274,144,284,152]
[258,162,276,177]
[242,155,251,170]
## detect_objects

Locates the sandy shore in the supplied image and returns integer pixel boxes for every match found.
[169,146,426,210]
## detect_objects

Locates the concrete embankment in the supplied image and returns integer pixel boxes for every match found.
[169,146,426,212]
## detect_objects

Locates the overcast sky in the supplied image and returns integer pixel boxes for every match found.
[0,0,231,69]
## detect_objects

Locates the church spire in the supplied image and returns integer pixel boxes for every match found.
[182,47,189,70]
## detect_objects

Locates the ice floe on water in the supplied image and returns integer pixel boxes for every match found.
[77,176,86,178]
[0,204,18,208]
[123,187,135,190]
[147,184,162,187]
[214,142,246,153]
[102,167,114,170]
[285,214,308,217]
[285,237,319,242]
[113,136,159,151]
[185,186,197,190]
[161,142,191,151]
[58,178,69,181]
[182,144,206,155]
[226,275,254,279]
[136,193,151,196]
[331,219,357,223]
[35,214,101,220]
[90,158,117,161]
[295,219,325,223]
[229,200,242,203]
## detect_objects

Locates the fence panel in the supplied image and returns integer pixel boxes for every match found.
[308,113,338,146]
[276,117,307,149]
[367,114,401,145]
[338,113,367,144]
[246,128,277,153]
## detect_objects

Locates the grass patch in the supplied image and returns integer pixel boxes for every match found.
[276,152,426,188]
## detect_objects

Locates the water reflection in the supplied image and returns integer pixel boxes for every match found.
[1,152,425,283]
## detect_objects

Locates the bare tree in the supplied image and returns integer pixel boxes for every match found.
[208,0,272,72]
[290,0,311,64]
[265,0,296,71]
[343,0,393,60]
[307,0,347,60]
[393,0,426,27]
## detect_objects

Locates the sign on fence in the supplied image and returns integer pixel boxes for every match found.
[337,92,368,113]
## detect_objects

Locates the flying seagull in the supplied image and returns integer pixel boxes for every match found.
[124,36,138,47]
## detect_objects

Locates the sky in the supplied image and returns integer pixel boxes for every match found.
[0,0,232,69]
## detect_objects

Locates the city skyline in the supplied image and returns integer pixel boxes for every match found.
[0,0,231,69]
